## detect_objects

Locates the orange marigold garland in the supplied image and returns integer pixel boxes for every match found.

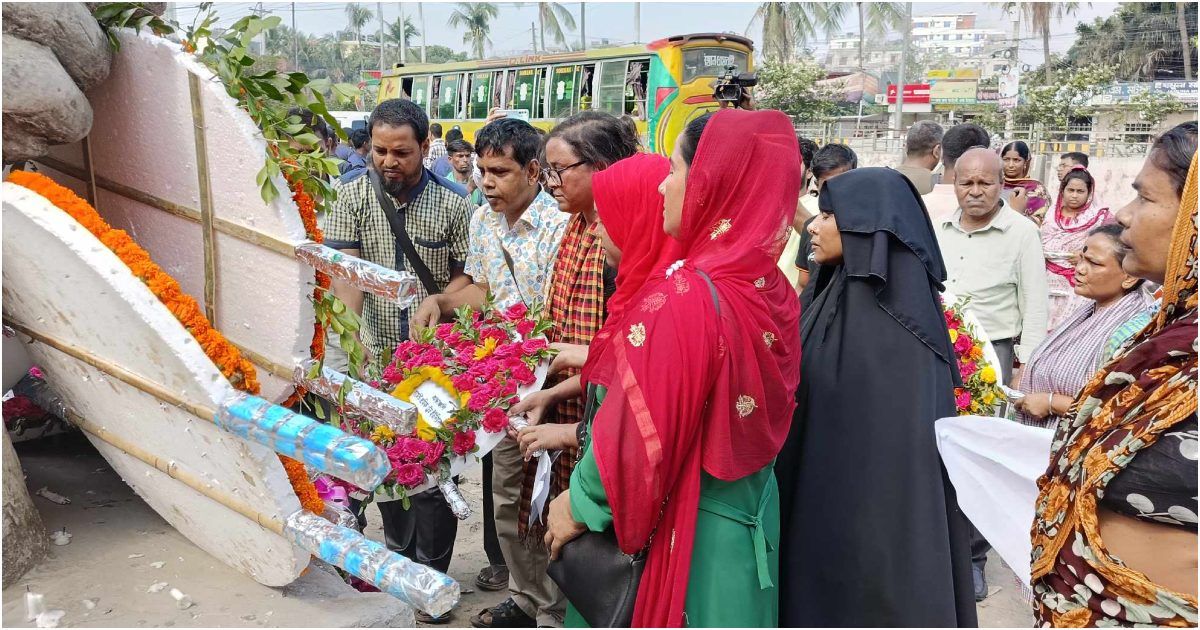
[7,171,323,514]
[279,168,332,409]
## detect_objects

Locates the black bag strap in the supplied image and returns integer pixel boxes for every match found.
[368,169,440,296]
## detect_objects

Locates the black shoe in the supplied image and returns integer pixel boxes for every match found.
[475,564,509,592]
[972,564,989,602]
[470,598,536,628]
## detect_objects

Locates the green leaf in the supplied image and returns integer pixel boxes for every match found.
[293,132,319,147]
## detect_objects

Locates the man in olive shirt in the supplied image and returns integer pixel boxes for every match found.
[934,146,1048,603]
[895,120,943,195]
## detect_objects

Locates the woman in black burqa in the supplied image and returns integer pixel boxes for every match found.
[775,167,977,627]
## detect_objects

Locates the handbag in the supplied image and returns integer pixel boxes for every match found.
[547,269,722,628]
[368,169,440,296]
[547,527,645,627]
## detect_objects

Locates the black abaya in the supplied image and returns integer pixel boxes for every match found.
[775,168,978,627]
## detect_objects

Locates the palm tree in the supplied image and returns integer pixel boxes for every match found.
[1067,3,1195,82]
[852,2,902,73]
[447,2,499,59]
[535,2,577,51]
[998,2,1078,85]
[747,3,843,63]
[387,15,420,58]
[344,3,373,46]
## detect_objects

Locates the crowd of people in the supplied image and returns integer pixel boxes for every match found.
[313,94,1197,627]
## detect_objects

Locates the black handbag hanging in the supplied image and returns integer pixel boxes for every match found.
[368,169,440,296]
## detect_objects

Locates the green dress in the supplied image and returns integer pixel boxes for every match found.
[565,385,780,628]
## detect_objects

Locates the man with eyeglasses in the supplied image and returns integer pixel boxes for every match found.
[795,143,857,303]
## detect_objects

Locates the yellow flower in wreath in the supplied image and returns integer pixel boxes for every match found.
[982,390,996,406]
[948,328,959,343]
[370,425,396,444]
[980,365,997,384]
[391,366,471,442]
[474,337,499,360]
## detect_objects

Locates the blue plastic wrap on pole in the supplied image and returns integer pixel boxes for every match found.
[285,511,460,616]
[213,391,390,489]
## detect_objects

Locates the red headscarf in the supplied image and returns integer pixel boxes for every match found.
[588,109,802,627]
[581,153,674,387]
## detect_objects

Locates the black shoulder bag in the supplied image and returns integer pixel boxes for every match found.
[547,269,721,628]
[368,169,440,296]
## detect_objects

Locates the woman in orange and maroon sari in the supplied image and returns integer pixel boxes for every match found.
[1030,121,1197,626]
[544,109,803,627]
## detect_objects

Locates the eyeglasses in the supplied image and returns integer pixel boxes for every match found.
[539,160,587,188]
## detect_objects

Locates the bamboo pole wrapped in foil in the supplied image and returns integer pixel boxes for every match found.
[295,242,419,308]
[508,415,544,458]
[285,511,460,616]
[293,359,416,434]
[213,391,390,489]
[438,476,471,520]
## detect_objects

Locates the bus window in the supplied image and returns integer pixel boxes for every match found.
[468,71,493,118]
[409,76,430,111]
[595,59,627,116]
[548,64,580,118]
[436,73,461,120]
[626,60,649,120]
[491,70,505,111]
[512,67,541,118]
[681,48,748,83]
[580,64,595,108]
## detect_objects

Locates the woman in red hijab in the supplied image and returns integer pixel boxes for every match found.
[544,109,803,628]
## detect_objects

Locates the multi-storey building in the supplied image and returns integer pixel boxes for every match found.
[823,13,1007,73]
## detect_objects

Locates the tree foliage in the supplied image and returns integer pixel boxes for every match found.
[1014,63,1117,137]
[447,2,499,60]
[749,3,843,63]
[1067,2,1198,81]
[754,59,842,122]
[1126,91,1187,128]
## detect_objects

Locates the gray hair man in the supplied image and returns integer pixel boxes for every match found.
[933,146,1048,602]
[895,120,944,194]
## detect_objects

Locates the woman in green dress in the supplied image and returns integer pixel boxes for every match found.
[542,109,804,627]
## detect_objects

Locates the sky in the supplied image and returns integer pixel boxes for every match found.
[172,1,1121,68]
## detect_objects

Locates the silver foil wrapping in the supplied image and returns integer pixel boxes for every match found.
[293,359,416,434]
[213,391,390,489]
[284,510,460,616]
[295,242,419,308]
[507,416,545,458]
[438,477,472,520]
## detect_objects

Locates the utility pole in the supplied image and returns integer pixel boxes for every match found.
[1005,11,1019,137]
[579,3,586,51]
[398,2,406,66]
[377,2,385,71]
[893,2,912,146]
[634,2,640,44]
[291,3,298,71]
[531,21,537,53]
[249,3,269,55]
[419,2,427,63]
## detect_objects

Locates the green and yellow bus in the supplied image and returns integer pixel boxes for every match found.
[377,33,753,155]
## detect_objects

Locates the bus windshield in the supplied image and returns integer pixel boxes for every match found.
[681,48,748,83]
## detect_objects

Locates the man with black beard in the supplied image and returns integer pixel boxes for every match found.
[322,98,472,624]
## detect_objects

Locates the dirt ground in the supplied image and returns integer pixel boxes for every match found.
[2,432,1029,628]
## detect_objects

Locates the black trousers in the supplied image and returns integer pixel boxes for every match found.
[351,486,458,574]
[968,337,1015,570]
[481,453,505,567]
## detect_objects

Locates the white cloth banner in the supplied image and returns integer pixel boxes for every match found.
[934,415,1055,588]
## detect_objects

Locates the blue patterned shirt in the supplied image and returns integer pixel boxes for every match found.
[463,189,570,310]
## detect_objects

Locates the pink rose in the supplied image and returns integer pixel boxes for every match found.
[953,333,972,354]
[493,342,522,359]
[468,388,494,412]
[508,361,536,385]
[388,437,427,463]
[382,363,404,384]
[482,407,509,433]
[960,361,978,378]
[424,441,446,470]
[516,320,536,338]
[955,390,972,411]
[521,338,548,354]
[394,463,427,488]
[435,323,455,340]
[504,302,529,321]
[28,366,44,379]
[452,373,479,392]
[480,327,510,343]
[452,430,477,456]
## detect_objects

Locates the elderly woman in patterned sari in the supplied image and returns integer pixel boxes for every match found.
[1030,121,1197,626]
[1013,224,1151,428]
